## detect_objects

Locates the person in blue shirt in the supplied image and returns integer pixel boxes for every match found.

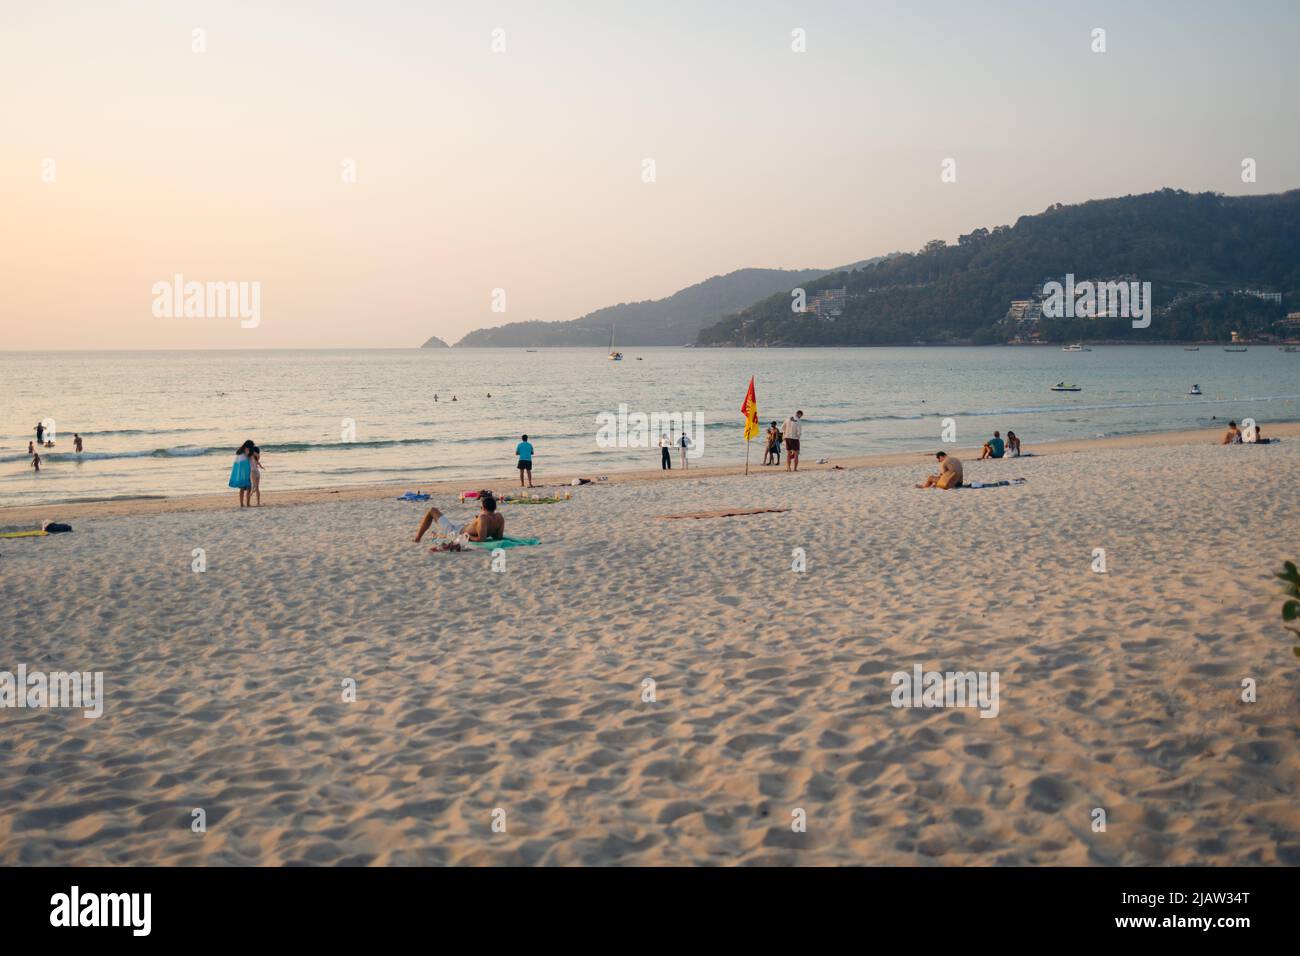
[515,434,535,487]
[979,431,1006,459]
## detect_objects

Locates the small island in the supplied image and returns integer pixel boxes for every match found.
[420,335,450,349]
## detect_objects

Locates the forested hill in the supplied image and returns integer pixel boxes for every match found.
[452,264,879,347]
[695,189,1300,346]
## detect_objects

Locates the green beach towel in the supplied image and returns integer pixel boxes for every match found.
[466,536,541,550]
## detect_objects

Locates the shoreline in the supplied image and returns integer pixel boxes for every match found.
[4,420,1297,525]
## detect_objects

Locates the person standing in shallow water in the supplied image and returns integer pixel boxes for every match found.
[229,439,254,507]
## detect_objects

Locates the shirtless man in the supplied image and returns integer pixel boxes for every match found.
[413,492,504,549]
[916,451,963,489]
[1220,421,1242,445]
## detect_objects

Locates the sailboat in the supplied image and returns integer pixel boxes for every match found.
[607,324,623,361]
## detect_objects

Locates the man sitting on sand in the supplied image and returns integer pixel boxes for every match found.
[1221,421,1242,445]
[916,451,963,489]
[979,431,1005,460]
[413,491,504,550]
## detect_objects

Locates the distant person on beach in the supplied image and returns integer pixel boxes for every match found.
[783,411,803,472]
[979,431,1005,460]
[73,434,83,454]
[413,492,504,548]
[28,441,35,456]
[31,451,41,472]
[678,431,692,469]
[35,422,44,445]
[917,451,963,489]
[229,439,254,507]
[764,421,782,466]
[434,394,438,402]
[516,434,535,487]
[659,433,672,470]
[1005,431,1021,457]
[1221,421,1242,445]
[250,446,265,506]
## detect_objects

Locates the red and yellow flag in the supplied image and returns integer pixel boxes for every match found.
[741,376,759,441]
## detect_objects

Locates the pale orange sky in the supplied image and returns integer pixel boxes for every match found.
[2,0,1298,349]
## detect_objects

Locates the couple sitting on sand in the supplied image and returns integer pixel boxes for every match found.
[1221,420,1271,445]
[412,491,504,551]
[977,430,1021,459]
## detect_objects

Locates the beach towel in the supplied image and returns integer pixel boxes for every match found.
[962,478,1027,489]
[503,495,566,504]
[465,536,541,550]
[397,492,431,501]
[661,507,791,520]
[0,529,49,538]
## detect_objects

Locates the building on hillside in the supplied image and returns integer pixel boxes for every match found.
[1235,289,1282,304]
[808,288,847,320]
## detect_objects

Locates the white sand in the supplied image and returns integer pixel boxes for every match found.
[2,433,1298,865]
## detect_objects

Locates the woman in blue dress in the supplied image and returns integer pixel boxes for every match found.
[229,439,254,507]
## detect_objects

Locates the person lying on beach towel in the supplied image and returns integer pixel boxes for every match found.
[916,451,963,489]
[413,491,504,550]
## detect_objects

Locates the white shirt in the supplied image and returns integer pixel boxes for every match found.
[783,416,802,440]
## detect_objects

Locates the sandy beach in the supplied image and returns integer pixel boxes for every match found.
[2,425,1299,865]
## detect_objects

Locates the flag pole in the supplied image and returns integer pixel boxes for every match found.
[745,435,750,476]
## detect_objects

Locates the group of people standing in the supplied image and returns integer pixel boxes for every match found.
[228,440,266,506]
[658,431,694,470]
[762,411,804,471]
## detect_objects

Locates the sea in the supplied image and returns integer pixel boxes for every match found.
[3,346,1297,508]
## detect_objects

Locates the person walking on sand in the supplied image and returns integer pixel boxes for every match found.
[73,434,83,454]
[659,432,672,470]
[917,451,963,489]
[783,411,804,472]
[678,430,692,469]
[250,445,266,506]
[229,439,254,507]
[516,434,535,487]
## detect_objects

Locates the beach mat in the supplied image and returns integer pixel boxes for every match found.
[661,508,791,520]
[0,530,49,538]
[961,479,1027,489]
[466,536,541,550]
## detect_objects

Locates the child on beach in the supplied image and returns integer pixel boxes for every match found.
[31,452,41,472]
[228,440,254,507]
[250,446,265,505]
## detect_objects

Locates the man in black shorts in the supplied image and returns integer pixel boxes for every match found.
[515,434,535,487]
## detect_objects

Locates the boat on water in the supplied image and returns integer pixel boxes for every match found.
[1281,346,1299,353]
[1062,343,1091,352]
[1050,382,1082,392]
[607,324,622,361]
[1188,384,1202,396]
[1183,346,1200,351]
[1224,346,1248,352]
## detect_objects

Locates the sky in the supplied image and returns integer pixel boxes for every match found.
[2,0,1298,349]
